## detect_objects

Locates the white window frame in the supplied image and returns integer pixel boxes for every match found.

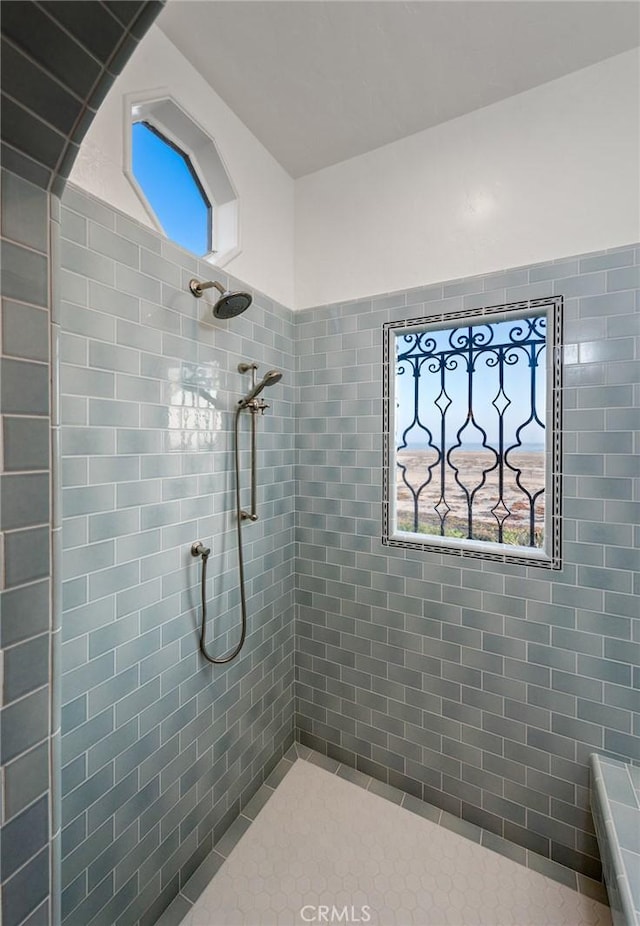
[123,90,241,265]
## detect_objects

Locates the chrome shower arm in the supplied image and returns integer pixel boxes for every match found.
[189,279,225,298]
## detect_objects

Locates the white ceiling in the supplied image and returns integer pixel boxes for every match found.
[158,1,640,178]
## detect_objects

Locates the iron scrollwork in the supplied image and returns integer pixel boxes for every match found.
[382,297,562,568]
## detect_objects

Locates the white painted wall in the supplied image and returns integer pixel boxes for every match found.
[295,49,640,309]
[72,36,638,312]
[70,26,296,308]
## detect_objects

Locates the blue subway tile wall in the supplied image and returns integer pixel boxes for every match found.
[1,7,169,924]
[294,244,640,884]
[2,126,637,926]
[58,185,295,926]
[0,169,53,926]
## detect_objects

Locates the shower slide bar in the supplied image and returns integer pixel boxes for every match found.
[237,361,282,521]
[191,361,283,664]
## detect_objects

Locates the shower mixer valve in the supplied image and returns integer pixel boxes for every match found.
[247,398,269,415]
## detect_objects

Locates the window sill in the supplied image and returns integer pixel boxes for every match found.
[383,530,559,569]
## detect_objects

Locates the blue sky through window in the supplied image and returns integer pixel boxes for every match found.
[132,122,211,256]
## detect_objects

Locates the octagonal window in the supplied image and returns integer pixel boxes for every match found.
[132,121,211,256]
[125,95,240,265]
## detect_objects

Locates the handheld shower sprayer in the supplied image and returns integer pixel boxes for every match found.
[239,368,283,408]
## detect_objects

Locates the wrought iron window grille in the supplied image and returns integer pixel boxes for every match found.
[382,297,563,568]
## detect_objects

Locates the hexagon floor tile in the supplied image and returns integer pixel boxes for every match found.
[178,759,611,926]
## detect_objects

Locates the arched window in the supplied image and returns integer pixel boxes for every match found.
[132,121,211,256]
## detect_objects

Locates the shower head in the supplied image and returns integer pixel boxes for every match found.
[213,290,252,319]
[188,279,252,319]
[240,369,283,407]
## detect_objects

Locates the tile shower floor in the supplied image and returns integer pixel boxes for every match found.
[174,753,611,926]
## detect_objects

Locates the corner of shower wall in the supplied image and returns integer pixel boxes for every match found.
[50,189,64,926]
[0,168,56,926]
[56,183,296,926]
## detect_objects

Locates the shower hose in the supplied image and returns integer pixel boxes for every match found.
[197,403,248,664]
